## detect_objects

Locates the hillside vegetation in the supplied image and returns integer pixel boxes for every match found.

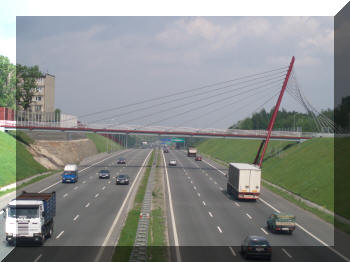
[86,133,123,153]
[0,131,47,187]
[197,138,334,212]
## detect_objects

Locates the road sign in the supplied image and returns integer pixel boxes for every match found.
[172,138,185,142]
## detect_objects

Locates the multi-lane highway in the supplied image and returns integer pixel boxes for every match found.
[1,148,152,262]
[163,149,350,262]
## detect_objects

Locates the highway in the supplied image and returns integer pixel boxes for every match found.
[163,149,350,262]
[1,148,152,262]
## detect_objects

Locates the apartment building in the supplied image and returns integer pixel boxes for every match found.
[31,73,55,112]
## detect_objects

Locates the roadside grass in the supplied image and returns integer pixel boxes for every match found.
[86,133,123,153]
[197,138,334,213]
[0,131,47,187]
[0,170,61,198]
[148,150,168,262]
[8,130,34,145]
[112,150,154,262]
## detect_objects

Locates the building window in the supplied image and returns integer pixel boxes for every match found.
[35,96,42,101]
[35,105,42,112]
[36,86,44,92]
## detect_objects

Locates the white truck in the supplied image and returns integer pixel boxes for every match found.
[3,191,56,245]
[227,163,261,200]
[187,147,197,157]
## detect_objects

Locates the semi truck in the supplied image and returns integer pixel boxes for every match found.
[62,164,78,183]
[187,147,197,157]
[3,191,56,245]
[227,163,261,200]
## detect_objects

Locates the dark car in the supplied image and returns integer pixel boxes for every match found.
[98,169,110,179]
[117,158,126,164]
[163,148,169,153]
[116,174,130,185]
[195,156,202,161]
[241,236,272,260]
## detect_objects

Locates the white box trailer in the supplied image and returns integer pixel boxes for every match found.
[227,163,261,200]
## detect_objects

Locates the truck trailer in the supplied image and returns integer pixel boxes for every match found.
[187,147,197,157]
[227,163,261,200]
[3,191,56,245]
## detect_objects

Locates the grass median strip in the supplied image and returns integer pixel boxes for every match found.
[112,150,155,262]
[148,149,168,262]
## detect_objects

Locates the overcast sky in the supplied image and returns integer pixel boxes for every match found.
[16,16,334,129]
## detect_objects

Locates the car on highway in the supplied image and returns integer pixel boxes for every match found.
[169,160,177,166]
[195,155,202,161]
[98,169,110,179]
[163,148,169,153]
[117,157,126,164]
[241,235,272,260]
[116,174,130,185]
[267,213,296,234]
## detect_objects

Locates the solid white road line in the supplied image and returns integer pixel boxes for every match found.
[101,150,152,246]
[204,157,350,262]
[260,227,269,235]
[202,201,206,206]
[33,254,42,262]
[38,151,126,193]
[56,230,64,239]
[208,212,213,218]
[246,213,252,219]
[162,151,182,262]
[85,203,90,208]
[95,193,99,198]
[282,248,292,258]
[234,202,240,207]
[63,193,68,198]
[229,246,237,256]
[73,215,80,221]
[217,226,223,233]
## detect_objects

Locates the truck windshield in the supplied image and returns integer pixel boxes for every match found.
[8,206,39,218]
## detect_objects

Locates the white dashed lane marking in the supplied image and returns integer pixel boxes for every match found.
[83,181,86,184]
[246,213,252,219]
[217,226,223,233]
[95,193,99,198]
[102,186,106,190]
[73,215,80,221]
[234,202,240,207]
[74,186,78,190]
[261,227,269,235]
[197,193,200,197]
[229,247,236,256]
[202,201,206,206]
[208,212,213,218]
[63,193,68,198]
[282,248,292,258]
[56,230,64,239]
[85,202,90,208]
[33,254,42,262]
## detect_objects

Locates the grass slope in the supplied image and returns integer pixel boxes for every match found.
[0,131,47,187]
[86,133,123,153]
[197,138,334,212]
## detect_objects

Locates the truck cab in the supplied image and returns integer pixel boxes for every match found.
[267,213,296,234]
[62,164,78,183]
[4,192,56,245]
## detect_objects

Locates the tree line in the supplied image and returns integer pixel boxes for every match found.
[0,55,43,110]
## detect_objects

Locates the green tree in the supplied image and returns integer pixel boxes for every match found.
[0,55,16,108]
[16,64,43,110]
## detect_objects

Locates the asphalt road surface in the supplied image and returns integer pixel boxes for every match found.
[1,148,152,262]
[163,149,350,262]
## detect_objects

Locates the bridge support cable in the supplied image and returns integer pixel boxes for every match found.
[88,74,287,126]
[169,84,282,129]
[254,56,295,167]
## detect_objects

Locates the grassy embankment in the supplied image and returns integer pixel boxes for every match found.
[86,133,123,153]
[197,137,345,229]
[0,131,47,189]
[112,150,154,262]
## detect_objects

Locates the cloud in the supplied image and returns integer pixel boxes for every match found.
[0,36,15,63]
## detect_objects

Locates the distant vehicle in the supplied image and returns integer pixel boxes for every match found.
[117,158,126,164]
[227,163,261,200]
[98,169,110,179]
[187,147,197,157]
[4,191,56,245]
[195,156,202,161]
[169,160,177,166]
[241,235,272,260]
[267,213,296,234]
[116,174,130,185]
[163,148,169,153]
[62,164,78,183]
